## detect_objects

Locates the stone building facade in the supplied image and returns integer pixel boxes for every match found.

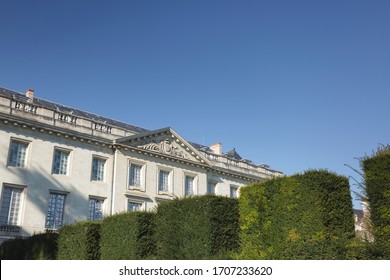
[0,87,283,242]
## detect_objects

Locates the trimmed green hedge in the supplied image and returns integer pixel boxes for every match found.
[362,146,390,258]
[156,195,240,259]
[239,170,355,259]
[100,212,156,259]
[25,232,58,260]
[0,237,27,260]
[0,233,58,260]
[57,221,101,260]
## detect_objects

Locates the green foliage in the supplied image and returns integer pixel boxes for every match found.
[25,232,58,260]
[100,212,156,259]
[344,238,388,260]
[0,237,28,260]
[239,170,355,259]
[57,221,101,260]
[155,195,240,259]
[0,233,58,260]
[362,145,390,258]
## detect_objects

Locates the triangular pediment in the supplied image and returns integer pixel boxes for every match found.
[115,127,212,166]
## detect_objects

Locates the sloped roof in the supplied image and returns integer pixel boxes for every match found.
[0,87,149,134]
[189,141,213,152]
[225,148,242,160]
[0,86,277,173]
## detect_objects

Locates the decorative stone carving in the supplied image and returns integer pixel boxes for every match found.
[139,138,188,159]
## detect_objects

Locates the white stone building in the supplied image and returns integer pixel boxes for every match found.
[0,87,283,242]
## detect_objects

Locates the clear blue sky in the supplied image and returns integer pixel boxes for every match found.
[1,0,389,208]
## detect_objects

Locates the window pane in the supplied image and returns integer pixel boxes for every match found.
[88,199,103,221]
[92,158,105,181]
[129,164,141,187]
[128,201,141,212]
[53,150,69,175]
[207,182,216,194]
[8,141,28,167]
[185,176,194,196]
[159,171,169,192]
[230,186,238,198]
[45,193,66,229]
[0,187,23,225]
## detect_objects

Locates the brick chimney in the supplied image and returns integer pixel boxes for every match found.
[26,89,35,100]
[210,143,222,155]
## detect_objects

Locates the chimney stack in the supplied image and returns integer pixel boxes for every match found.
[210,143,222,155]
[26,89,35,100]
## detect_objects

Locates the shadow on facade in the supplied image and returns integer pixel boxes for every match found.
[3,165,87,237]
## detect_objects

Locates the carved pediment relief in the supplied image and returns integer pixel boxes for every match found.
[116,127,212,166]
[138,138,189,159]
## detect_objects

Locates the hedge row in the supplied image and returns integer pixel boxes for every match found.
[57,221,101,260]
[0,232,58,260]
[156,195,240,259]
[53,196,239,260]
[2,168,379,259]
[100,212,156,259]
[239,170,355,259]
[361,145,390,258]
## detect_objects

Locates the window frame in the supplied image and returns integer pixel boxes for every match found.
[7,138,30,168]
[127,199,144,212]
[230,185,240,198]
[88,196,105,221]
[0,184,26,226]
[45,191,67,230]
[207,181,218,195]
[52,148,71,176]
[128,160,146,191]
[184,174,197,197]
[157,167,173,195]
[91,156,107,182]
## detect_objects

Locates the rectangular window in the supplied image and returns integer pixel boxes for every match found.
[52,149,70,175]
[185,176,194,197]
[129,164,142,188]
[158,170,170,193]
[91,157,106,181]
[0,186,23,225]
[88,198,103,221]
[128,201,142,212]
[207,182,216,195]
[45,193,66,229]
[8,140,28,168]
[230,185,239,198]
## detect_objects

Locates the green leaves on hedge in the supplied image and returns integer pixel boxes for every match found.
[362,145,390,258]
[0,233,58,260]
[155,195,240,259]
[57,221,101,260]
[239,170,355,259]
[100,212,156,260]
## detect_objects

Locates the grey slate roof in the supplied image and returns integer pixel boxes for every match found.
[225,148,243,160]
[1,86,264,168]
[189,141,213,152]
[0,87,150,134]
